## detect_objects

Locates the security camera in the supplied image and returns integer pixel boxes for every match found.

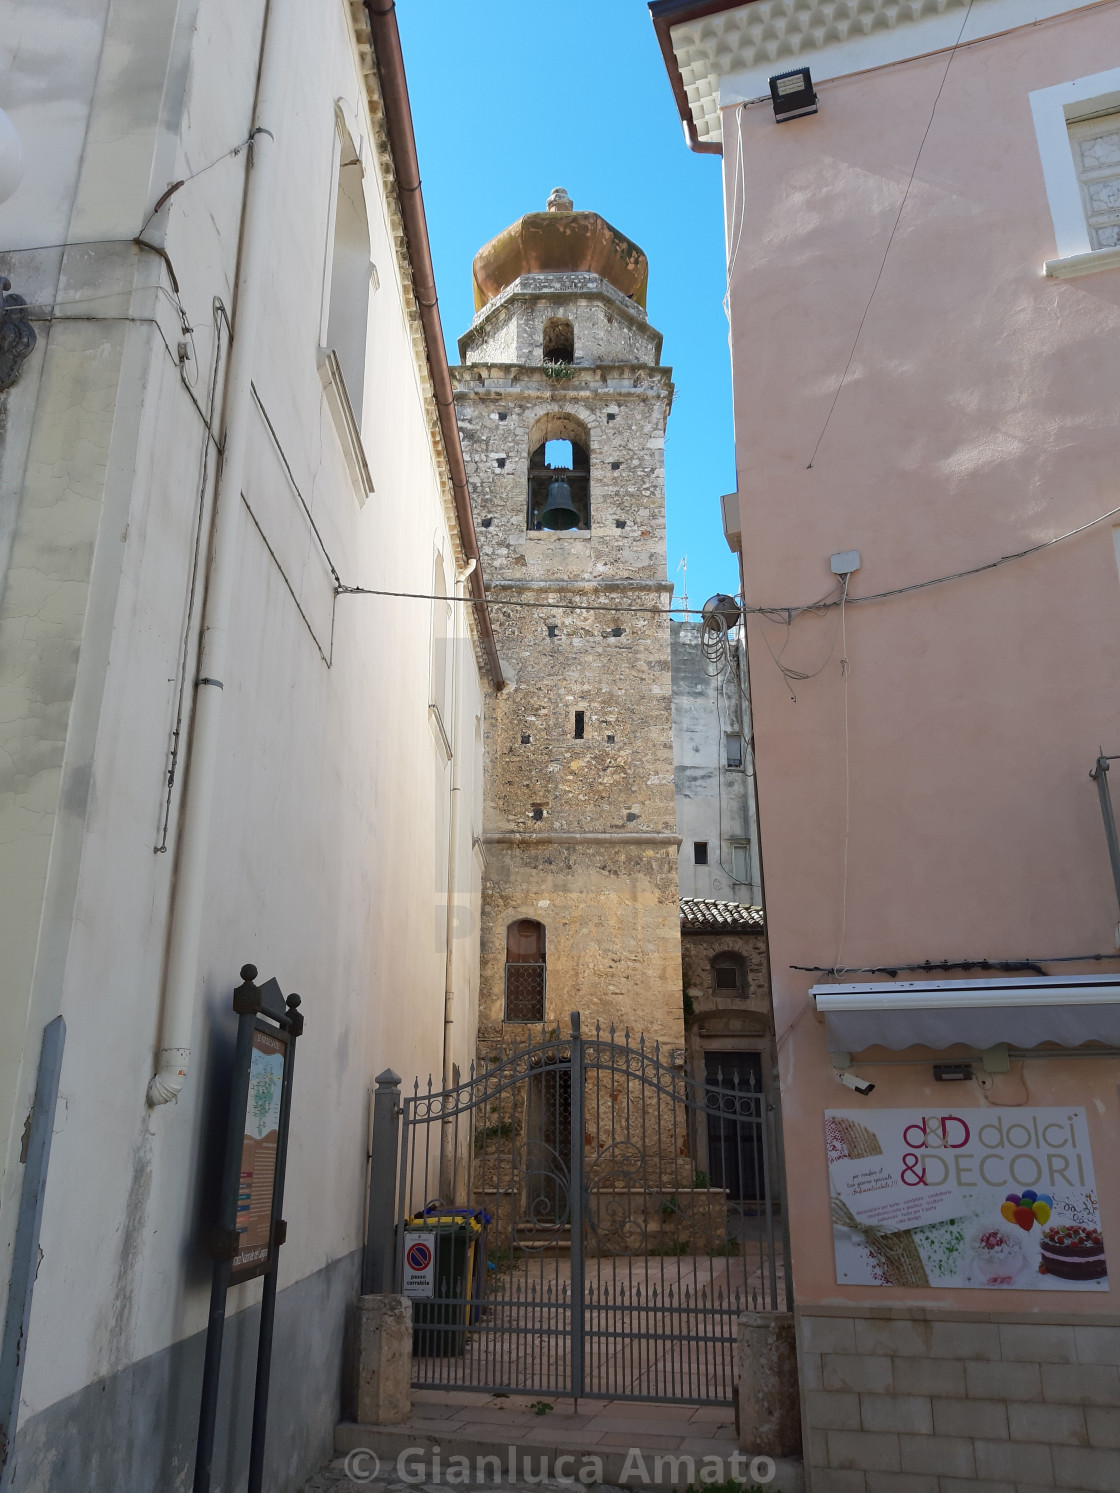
[837,1070,875,1096]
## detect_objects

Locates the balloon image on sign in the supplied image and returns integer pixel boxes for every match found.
[403,1231,436,1299]
[826,1109,1106,1291]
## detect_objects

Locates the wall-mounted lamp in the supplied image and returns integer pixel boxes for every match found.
[770,68,818,123]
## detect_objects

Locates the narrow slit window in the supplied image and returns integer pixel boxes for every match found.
[726,734,743,769]
[574,711,585,739]
[694,841,709,866]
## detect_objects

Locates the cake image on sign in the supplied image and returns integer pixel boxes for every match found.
[826,1108,1107,1291]
[1039,1225,1107,1281]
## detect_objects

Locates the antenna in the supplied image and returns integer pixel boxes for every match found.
[676,555,688,617]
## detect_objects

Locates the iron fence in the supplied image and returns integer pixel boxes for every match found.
[367,1014,791,1405]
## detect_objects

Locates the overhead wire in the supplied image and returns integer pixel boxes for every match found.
[156,296,230,852]
[804,0,977,469]
[338,479,1120,622]
[795,953,1120,977]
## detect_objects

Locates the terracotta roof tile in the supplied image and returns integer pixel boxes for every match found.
[679,897,764,932]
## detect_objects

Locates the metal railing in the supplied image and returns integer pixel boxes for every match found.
[365,1014,791,1404]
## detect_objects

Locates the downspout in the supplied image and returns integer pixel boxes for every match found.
[147,3,281,1105]
[443,558,476,1089]
[440,559,474,1183]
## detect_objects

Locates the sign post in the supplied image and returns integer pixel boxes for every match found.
[193,964,304,1493]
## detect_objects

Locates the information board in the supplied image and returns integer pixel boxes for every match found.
[827,1107,1106,1291]
[232,1027,286,1281]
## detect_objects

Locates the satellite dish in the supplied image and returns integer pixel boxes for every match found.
[701,594,741,629]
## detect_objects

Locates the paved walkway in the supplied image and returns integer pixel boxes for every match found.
[302,1389,804,1492]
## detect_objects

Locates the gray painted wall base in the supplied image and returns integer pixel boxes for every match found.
[7,1250,359,1493]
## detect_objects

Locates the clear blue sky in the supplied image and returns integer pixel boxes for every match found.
[396,0,739,614]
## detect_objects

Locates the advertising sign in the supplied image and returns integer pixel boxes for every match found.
[827,1108,1106,1291]
[232,1028,286,1280]
[403,1231,436,1299]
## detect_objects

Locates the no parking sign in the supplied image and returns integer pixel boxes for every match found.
[403,1230,436,1299]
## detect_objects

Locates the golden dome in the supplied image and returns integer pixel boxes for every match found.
[471,189,648,312]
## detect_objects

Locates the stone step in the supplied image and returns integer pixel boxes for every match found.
[512,1223,572,1254]
[333,1417,805,1492]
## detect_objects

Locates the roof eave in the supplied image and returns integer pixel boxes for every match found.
[648,0,753,155]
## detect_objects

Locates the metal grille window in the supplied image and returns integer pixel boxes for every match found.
[1071,112,1120,250]
[505,918,545,1021]
[712,953,746,994]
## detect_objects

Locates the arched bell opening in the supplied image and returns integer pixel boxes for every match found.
[527,411,590,531]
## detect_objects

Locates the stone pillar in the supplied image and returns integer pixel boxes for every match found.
[353,1294,412,1424]
[736,1311,801,1457]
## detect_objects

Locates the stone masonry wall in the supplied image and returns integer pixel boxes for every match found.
[483,583,675,834]
[455,269,683,1056]
[477,840,683,1050]
[681,929,773,1101]
[452,369,673,583]
[799,1302,1120,1493]
[459,274,662,368]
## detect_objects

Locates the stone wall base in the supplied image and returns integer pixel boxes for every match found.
[797,1301,1120,1491]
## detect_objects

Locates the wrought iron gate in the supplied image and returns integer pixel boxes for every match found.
[370,1015,791,1405]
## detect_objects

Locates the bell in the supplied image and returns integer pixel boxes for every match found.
[537,476,580,531]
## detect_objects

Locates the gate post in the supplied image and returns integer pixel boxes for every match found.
[363,1068,402,1294]
[568,1012,585,1400]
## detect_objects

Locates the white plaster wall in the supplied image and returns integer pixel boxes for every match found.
[670,621,761,905]
[0,0,487,1431]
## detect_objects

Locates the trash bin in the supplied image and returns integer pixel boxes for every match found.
[409,1210,487,1356]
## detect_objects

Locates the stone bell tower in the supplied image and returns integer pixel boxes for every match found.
[453,190,683,1054]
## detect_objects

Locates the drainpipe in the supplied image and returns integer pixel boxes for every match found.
[442,564,474,1078]
[440,560,474,1186]
[1090,754,1120,940]
[147,4,280,1105]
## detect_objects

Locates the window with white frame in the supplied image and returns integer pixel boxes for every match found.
[1030,68,1120,275]
[1069,113,1120,251]
[326,151,372,416]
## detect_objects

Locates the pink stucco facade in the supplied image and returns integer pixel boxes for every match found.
[726,0,1120,1309]
[709,3,1120,1479]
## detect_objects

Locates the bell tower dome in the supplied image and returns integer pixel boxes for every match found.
[452,193,682,1055]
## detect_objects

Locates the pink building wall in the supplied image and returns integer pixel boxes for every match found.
[724,1,1120,1328]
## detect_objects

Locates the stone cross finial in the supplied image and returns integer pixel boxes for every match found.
[547,187,573,213]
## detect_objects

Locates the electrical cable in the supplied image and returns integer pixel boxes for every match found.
[793,953,1120,976]
[804,0,977,470]
[136,134,256,238]
[756,579,846,701]
[836,576,851,973]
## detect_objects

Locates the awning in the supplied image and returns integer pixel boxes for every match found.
[811,974,1120,1053]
